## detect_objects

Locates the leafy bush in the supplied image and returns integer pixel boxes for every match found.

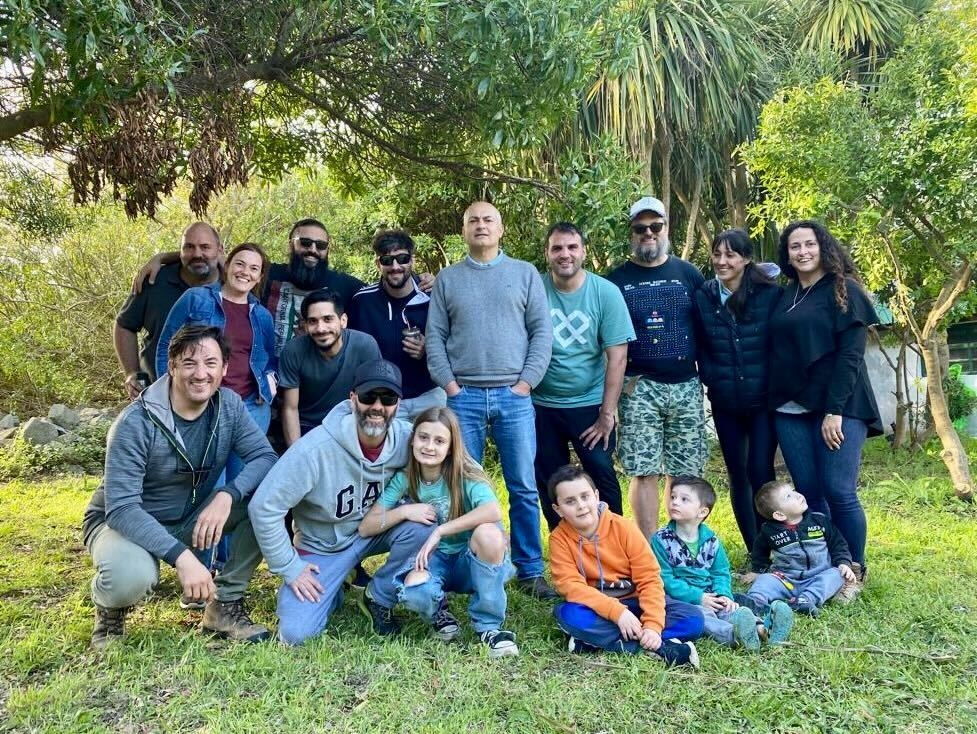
[943,363,977,429]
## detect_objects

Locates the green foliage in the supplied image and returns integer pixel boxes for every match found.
[0,421,110,481]
[943,364,977,424]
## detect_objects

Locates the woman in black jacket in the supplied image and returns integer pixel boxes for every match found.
[694,229,782,551]
[768,220,881,599]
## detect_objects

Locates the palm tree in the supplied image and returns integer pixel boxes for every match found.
[578,0,775,255]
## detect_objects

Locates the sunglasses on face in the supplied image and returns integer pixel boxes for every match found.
[631,222,666,235]
[356,390,399,406]
[291,236,330,251]
[378,252,411,266]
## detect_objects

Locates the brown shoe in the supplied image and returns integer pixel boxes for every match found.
[201,598,270,642]
[92,605,129,650]
[834,562,866,604]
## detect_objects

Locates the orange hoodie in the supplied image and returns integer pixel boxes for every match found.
[550,504,666,632]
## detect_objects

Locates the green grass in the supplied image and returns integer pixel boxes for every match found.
[2,439,977,733]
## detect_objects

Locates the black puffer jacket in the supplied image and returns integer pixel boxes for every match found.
[694,278,782,414]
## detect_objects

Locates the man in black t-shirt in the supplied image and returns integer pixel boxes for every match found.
[605,196,707,538]
[115,222,223,399]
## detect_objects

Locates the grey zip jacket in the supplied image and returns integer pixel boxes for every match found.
[249,401,411,584]
[81,376,277,565]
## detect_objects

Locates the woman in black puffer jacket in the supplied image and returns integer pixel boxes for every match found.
[694,229,782,551]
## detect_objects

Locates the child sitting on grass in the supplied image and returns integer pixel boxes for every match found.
[548,465,703,668]
[359,407,517,658]
[651,476,793,650]
[746,480,856,616]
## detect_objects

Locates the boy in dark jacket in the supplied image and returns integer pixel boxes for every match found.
[746,480,856,616]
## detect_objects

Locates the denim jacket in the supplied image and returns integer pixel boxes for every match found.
[155,281,278,403]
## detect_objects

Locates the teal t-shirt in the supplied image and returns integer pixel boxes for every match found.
[378,471,497,555]
[533,271,636,408]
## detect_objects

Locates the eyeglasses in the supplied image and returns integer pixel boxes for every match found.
[291,236,330,251]
[631,222,666,235]
[378,252,412,266]
[355,390,399,406]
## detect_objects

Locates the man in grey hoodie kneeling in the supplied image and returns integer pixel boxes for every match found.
[83,325,278,649]
[249,359,434,644]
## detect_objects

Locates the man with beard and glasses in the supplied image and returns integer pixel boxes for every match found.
[276,288,381,447]
[115,222,224,399]
[606,197,707,540]
[347,230,446,420]
[263,218,366,357]
[249,360,435,644]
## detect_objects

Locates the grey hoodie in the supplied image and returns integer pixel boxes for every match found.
[82,376,277,565]
[249,401,411,583]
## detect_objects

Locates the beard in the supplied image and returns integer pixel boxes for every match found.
[288,251,330,290]
[356,407,392,438]
[632,236,669,264]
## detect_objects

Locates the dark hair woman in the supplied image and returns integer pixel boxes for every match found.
[767,220,882,601]
[694,229,782,552]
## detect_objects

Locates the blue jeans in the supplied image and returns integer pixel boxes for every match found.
[448,386,543,579]
[774,412,868,564]
[747,568,843,609]
[275,521,434,645]
[534,403,621,530]
[398,548,515,632]
[712,408,777,551]
[553,596,704,653]
[225,394,272,481]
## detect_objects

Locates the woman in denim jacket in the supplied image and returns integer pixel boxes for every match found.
[157,242,277,480]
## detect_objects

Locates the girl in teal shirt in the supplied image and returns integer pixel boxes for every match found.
[359,406,517,657]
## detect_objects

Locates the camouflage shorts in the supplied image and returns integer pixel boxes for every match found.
[617,376,706,477]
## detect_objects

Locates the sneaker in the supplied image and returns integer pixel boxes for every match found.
[91,606,129,650]
[791,595,819,617]
[833,562,865,604]
[567,636,600,654]
[517,576,559,600]
[347,563,372,590]
[179,595,206,611]
[767,600,794,644]
[201,598,271,642]
[432,598,460,642]
[654,638,700,669]
[480,629,519,658]
[731,607,761,651]
[358,592,401,636]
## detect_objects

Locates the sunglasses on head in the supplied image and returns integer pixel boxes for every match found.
[356,390,399,406]
[378,252,411,266]
[631,222,666,235]
[291,236,330,251]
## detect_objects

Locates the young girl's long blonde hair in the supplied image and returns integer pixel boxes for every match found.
[405,406,490,521]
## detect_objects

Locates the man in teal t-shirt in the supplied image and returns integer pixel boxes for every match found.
[533,222,635,529]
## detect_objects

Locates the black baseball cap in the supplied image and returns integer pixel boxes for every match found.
[352,359,403,397]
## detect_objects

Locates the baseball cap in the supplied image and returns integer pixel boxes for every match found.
[629,196,667,220]
[352,359,403,397]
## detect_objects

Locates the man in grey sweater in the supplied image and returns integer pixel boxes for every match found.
[83,325,277,649]
[426,201,555,598]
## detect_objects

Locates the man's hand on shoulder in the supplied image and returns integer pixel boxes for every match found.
[418,272,436,293]
[131,254,165,294]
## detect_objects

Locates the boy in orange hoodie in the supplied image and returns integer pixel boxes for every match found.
[548,465,703,667]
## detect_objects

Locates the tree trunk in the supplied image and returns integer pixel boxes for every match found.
[920,334,973,500]
[681,173,702,261]
[892,339,909,449]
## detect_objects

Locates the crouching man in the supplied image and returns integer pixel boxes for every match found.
[82,325,277,649]
[249,359,434,644]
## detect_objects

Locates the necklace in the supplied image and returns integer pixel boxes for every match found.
[787,284,814,313]
[420,474,441,486]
